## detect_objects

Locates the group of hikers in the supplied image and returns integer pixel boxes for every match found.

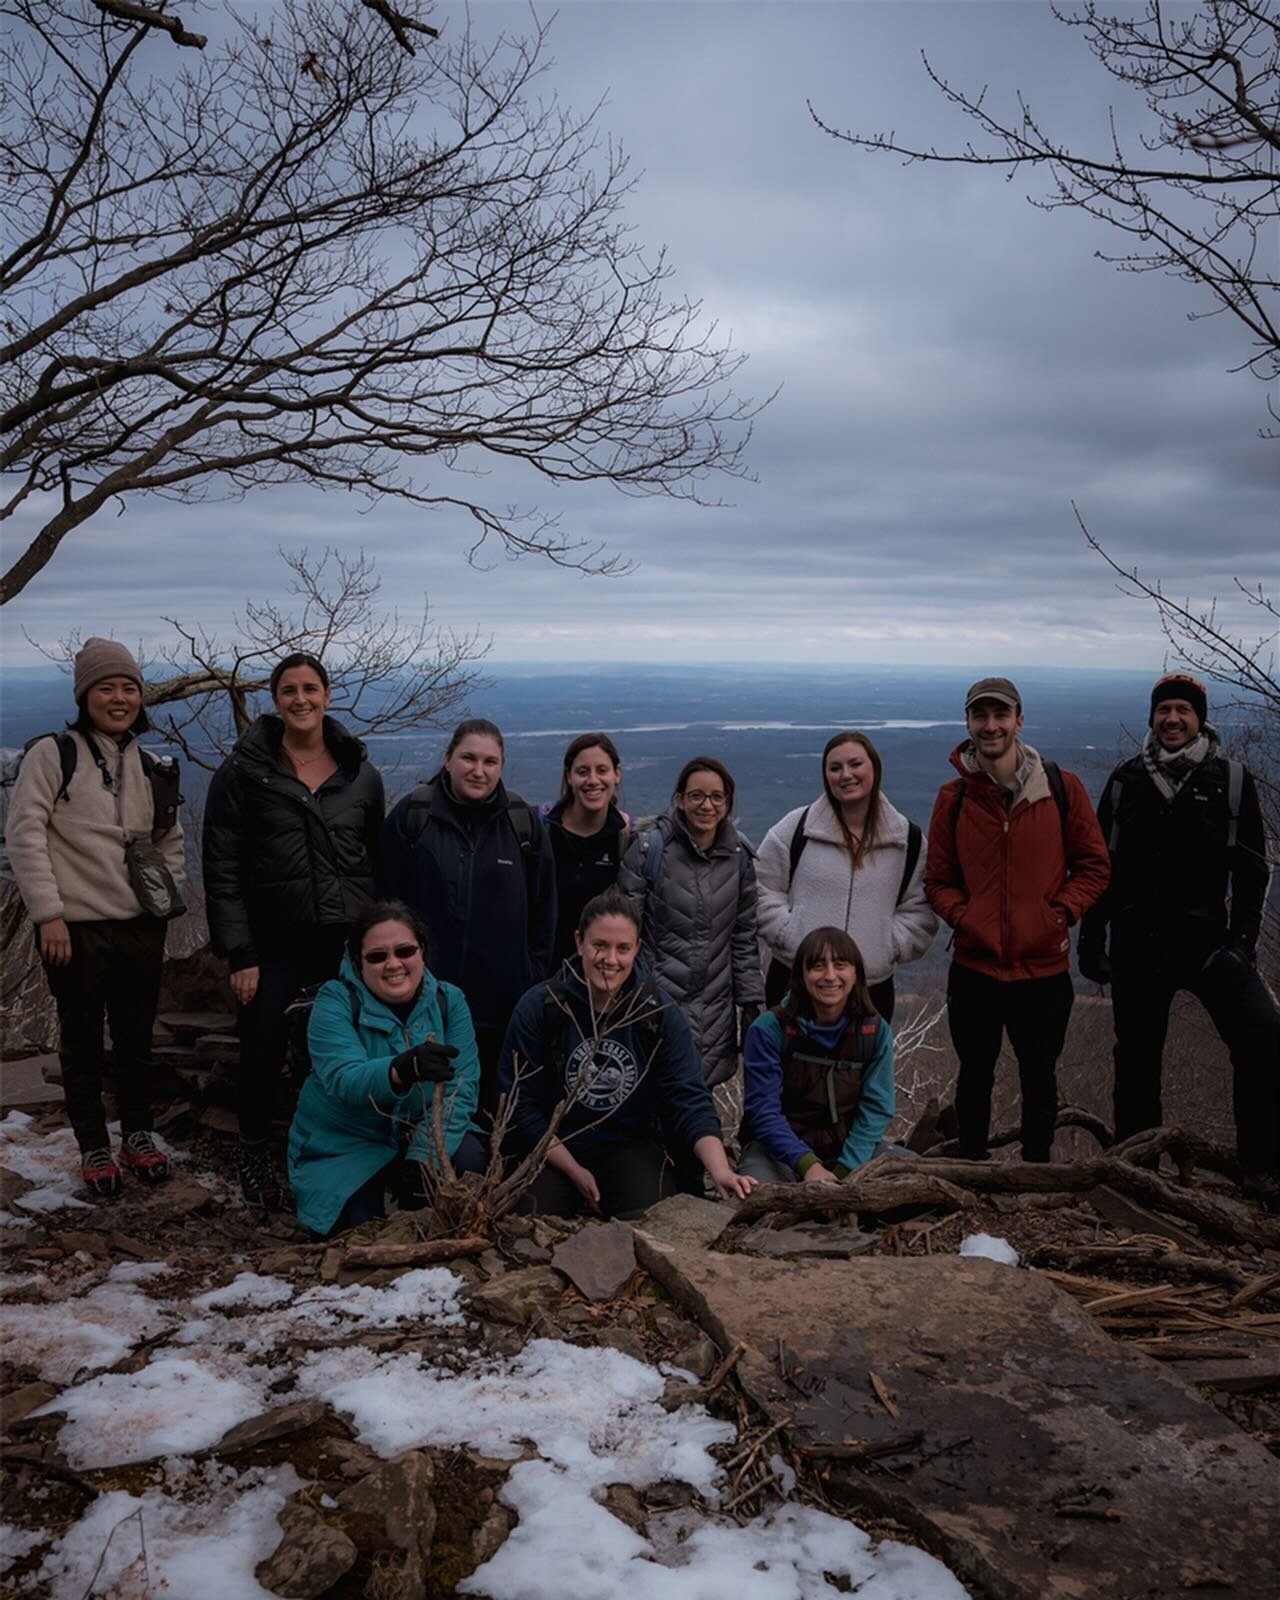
[7,640,1278,1236]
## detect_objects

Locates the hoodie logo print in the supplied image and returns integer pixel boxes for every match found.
[564,1036,641,1112]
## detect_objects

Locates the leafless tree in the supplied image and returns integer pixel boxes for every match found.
[813,1,1280,418]
[0,0,757,603]
[35,544,489,768]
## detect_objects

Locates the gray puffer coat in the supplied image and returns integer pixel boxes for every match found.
[617,810,765,1087]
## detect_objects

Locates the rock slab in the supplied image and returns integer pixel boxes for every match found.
[635,1240,1280,1600]
[634,1193,735,1252]
[551,1220,637,1301]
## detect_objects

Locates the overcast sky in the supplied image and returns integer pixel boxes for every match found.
[3,0,1277,670]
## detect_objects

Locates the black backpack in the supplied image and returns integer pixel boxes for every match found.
[786,808,922,906]
[285,977,451,1082]
[20,730,181,839]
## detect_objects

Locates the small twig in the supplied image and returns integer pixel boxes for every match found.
[721,1469,784,1514]
[722,1420,786,1472]
[1227,1271,1280,1311]
[706,1340,746,1395]
[792,1429,925,1463]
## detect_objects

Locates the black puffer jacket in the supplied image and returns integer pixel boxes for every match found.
[202,716,384,969]
[1081,751,1268,964]
[617,810,764,1087]
[380,775,557,1030]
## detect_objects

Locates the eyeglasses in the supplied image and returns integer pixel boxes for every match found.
[683,790,727,809]
[363,943,421,964]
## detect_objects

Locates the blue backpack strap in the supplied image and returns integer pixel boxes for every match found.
[642,825,665,888]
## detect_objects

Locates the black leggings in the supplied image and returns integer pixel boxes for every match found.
[236,928,348,1144]
[518,1139,677,1221]
[45,916,165,1152]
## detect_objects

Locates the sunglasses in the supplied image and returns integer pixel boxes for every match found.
[362,943,421,965]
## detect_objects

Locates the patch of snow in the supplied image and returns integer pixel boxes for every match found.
[11,1186,91,1214]
[192,1273,294,1312]
[959,1233,1020,1266]
[0,1272,177,1383]
[108,1260,170,1284]
[296,1339,733,1490]
[0,1209,30,1229]
[1,1522,45,1573]
[36,1357,266,1468]
[30,1465,300,1600]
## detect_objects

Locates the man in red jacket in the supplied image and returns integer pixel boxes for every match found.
[925,678,1110,1161]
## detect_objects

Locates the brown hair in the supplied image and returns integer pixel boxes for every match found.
[821,730,883,868]
[577,887,642,938]
[673,755,735,811]
[269,652,329,697]
[445,718,504,758]
[559,732,622,803]
[778,925,876,1026]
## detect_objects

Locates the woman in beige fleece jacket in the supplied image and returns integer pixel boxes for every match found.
[5,639,184,1197]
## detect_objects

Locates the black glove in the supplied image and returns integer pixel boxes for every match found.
[390,1039,458,1087]
[1077,943,1111,985]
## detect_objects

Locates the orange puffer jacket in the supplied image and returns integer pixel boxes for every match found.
[924,744,1110,982]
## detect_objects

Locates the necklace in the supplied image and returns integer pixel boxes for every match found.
[286,746,328,769]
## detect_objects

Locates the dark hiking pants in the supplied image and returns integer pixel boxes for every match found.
[236,929,347,1145]
[517,1138,677,1220]
[946,963,1075,1162]
[1111,945,1280,1179]
[44,916,166,1153]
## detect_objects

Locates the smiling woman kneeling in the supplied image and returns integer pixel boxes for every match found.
[287,901,487,1238]
[739,927,898,1185]
[498,890,756,1220]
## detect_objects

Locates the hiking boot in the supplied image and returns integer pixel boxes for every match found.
[81,1147,122,1200]
[119,1130,170,1184]
[238,1141,280,1210]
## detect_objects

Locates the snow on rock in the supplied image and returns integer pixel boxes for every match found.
[0,1264,178,1383]
[0,1113,183,1214]
[1,1523,46,1574]
[30,1464,301,1600]
[34,1357,267,1468]
[296,1338,733,1490]
[959,1233,1020,1266]
[191,1273,294,1312]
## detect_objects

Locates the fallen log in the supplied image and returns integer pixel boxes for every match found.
[341,1235,488,1268]
[1026,1244,1250,1290]
[732,1147,1280,1250]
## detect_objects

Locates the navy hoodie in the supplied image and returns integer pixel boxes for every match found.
[499,960,721,1156]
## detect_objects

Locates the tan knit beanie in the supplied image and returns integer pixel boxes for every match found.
[73,637,143,702]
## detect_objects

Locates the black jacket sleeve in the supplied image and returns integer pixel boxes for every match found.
[1229,768,1269,953]
[379,792,412,901]
[201,759,257,968]
[527,815,558,982]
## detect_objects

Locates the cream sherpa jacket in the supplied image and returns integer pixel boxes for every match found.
[755,792,937,985]
[6,730,185,925]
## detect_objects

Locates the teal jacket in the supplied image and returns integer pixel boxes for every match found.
[287,953,479,1236]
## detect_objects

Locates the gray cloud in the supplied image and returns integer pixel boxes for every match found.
[3,1,1276,667]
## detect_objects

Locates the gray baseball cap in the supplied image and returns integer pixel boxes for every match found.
[964,676,1021,712]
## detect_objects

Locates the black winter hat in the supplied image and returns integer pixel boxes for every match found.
[1149,672,1207,728]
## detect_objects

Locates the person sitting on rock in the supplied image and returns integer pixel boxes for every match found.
[287,900,487,1238]
[738,926,898,1184]
[498,888,757,1219]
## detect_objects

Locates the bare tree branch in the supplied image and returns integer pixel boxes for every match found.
[94,0,205,49]
[0,0,759,603]
[813,1,1280,413]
